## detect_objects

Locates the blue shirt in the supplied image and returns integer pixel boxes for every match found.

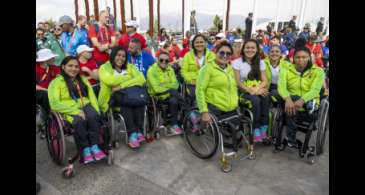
[263,44,289,56]
[60,27,89,56]
[128,50,155,77]
[207,43,214,50]
[298,31,310,42]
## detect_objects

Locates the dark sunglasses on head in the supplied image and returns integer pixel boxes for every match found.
[218,51,232,58]
[159,59,169,63]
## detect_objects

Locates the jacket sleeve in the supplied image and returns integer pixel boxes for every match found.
[168,69,179,90]
[181,56,197,84]
[119,65,146,88]
[196,65,211,113]
[147,67,170,94]
[99,65,131,87]
[48,79,81,116]
[301,69,325,102]
[278,67,290,100]
[83,77,100,114]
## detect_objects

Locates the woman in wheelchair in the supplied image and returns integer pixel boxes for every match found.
[48,56,107,164]
[264,45,290,104]
[232,39,270,143]
[181,34,215,105]
[278,47,325,148]
[196,42,238,128]
[98,46,146,149]
[147,52,183,135]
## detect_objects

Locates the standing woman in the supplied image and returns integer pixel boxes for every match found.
[98,46,146,149]
[48,56,106,164]
[232,39,270,143]
[181,34,215,104]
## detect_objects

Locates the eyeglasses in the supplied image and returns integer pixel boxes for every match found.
[159,59,169,63]
[218,51,232,58]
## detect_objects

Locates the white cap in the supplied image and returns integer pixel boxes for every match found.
[216,32,225,38]
[76,45,94,55]
[234,39,243,43]
[36,49,58,62]
[125,20,139,28]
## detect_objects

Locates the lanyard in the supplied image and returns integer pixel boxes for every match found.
[99,25,109,43]
[39,66,50,83]
[75,81,84,107]
[68,30,78,49]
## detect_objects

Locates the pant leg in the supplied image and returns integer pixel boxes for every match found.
[167,96,179,125]
[207,103,223,117]
[72,115,89,149]
[132,106,146,133]
[36,90,50,115]
[242,94,261,129]
[120,106,137,135]
[83,104,101,146]
[187,84,196,106]
[259,95,270,126]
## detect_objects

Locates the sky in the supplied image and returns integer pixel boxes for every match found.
[37,0,329,29]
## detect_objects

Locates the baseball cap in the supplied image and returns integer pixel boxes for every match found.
[76,45,94,55]
[125,20,139,28]
[58,15,73,26]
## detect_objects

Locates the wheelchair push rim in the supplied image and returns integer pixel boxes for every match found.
[46,112,66,165]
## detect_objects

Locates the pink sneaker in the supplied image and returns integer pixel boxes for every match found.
[90,144,107,161]
[172,125,183,135]
[128,133,140,148]
[137,133,146,143]
[82,147,95,164]
[254,128,262,143]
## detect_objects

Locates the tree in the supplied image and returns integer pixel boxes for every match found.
[212,15,223,32]
[45,18,57,29]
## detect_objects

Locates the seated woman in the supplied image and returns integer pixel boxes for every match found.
[232,39,270,143]
[278,47,325,147]
[196,42,238,127]
[147,52,182,135]
[182,34,215,105]
[98,46,146,149]
[48,56,106,164]
[264,45,290,103]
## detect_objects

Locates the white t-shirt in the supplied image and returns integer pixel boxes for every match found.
[196,56,205,67]
[232,58,266,81]
[114,69,128,76]
[271,65,280,84]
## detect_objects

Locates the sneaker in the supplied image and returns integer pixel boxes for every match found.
[172,124,183,135]
[82,147,95,164]
[286,136,298,148]
[90,144,107,161]
[260,125,268,139]
[128,133,140,148]
[254,128,262,142]
[137,132,146,143]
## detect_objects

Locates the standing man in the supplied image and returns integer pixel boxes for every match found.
[88,10,117,66]
[76,15,90,46]
[107,6,115,28]
[128,38,155,77]
[245,12,253,41]
[289,16,297,32]
[118,20,147,50]
[190,10,198,35]
[316,17,325,35]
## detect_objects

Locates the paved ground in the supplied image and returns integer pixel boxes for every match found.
[36,129,329,195]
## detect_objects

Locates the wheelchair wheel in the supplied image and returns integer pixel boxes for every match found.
[46,112,66,165]
[36,105,47,138]
[271,108,283,146]
[107,109,121,148]
[183,110,219,159]
[315,98,329,155]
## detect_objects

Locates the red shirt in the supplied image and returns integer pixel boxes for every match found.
[78,59,98,85]
[88,24,115,63]
[170,44,181,59]
[179,48,190,58]
[36,64,60,89]
[306,43,324,68]
[118,33,147,50]
[155,49,175,62]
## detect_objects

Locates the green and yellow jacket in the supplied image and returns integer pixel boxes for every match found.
[147,63,179,100]
[181,49,215,84]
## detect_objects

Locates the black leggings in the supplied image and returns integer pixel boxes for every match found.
[72,104,100,149]
[242,93,270,129]
[36,90,50,114]
[120,106,145,135]
[159,96,179,125]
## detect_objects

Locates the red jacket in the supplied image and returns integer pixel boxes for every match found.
[118,33,147,50]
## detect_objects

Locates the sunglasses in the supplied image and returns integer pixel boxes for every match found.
[218,51,232,58]
[159,59,169,63]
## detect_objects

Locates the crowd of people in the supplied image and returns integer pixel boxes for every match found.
[36,10,329,193]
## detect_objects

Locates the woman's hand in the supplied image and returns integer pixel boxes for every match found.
[201,112,212,124]
[294,99,305,111]
[112,86,122,92]
[78,110,86,120]
[247,87,258,95]
[256,87,269,97]
[285,98,296,116]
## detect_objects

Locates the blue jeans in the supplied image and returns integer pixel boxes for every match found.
[242,94,270,129]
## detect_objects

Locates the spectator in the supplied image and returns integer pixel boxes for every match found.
[306,35,324,68]
[59,15,89,57]
[89,15,97,25]
[38,22,44,30]
[156,41,175,63]
[190,10,198,35]
[76,15,90,46]
[37,27,65,66]
[232,39,243,60]
[53,24,63,42]
[146,29,158,53]
[282,27,296,50]
[170,37,181,60]
[245,13,253,41]
[128,38,155,77]
[118,20,147,50]
[262,36,289,58]
[288,37,307,63]
[88,10,117,66]
[298,24,311,43]
[288,16,297,32]
[207,36,216,50]
[158,28,170,43]
[179,39,190,58]
[107,6,115,28]
[77,45,99,95]
[36,28,49,51]
[316,17,325,35]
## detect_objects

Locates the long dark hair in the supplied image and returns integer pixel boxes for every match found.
[191,34,207,56]
[60,56,88,100]
[241,39,261,80]
[109,46,128,70]
[293,47,313,72]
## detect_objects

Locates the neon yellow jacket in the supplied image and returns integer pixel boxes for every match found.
[147,63,179,100]
[264,58,290,86]
[196,61,238,113]
[278,63,325,105]
[181,49,215,84]
[48,75,99,123]
[98,61,146,113]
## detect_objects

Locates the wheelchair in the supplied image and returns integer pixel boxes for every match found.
[272,95,329,164]
[45,110,114,178]
[182,105,254,173]
[36,104,47,139]
[147,91,187,140]
[105,93,149,147]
